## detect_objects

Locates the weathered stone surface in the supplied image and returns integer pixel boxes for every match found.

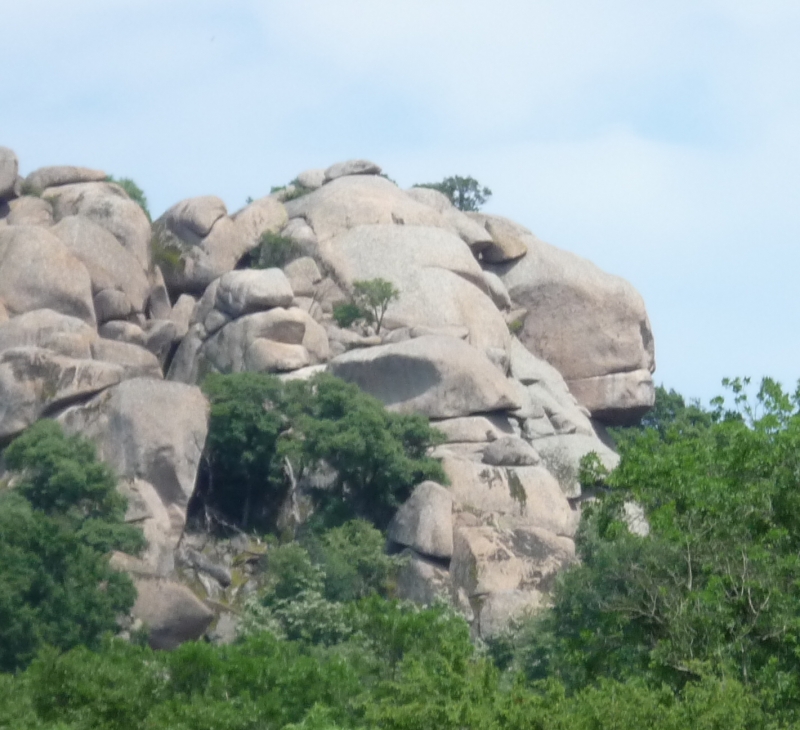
[444,457,579,537]
[329,335,521,418]
[468,213,530,263]
[534,434,620,498]
[94,289,132,323]
[5,196,53,226]
[58,378,209,511]
[0,309,96,359]
[567,369,656,425]
[295,168,326,190]
[99,320,146,347]
[300,311,330,363]
[51,216,150,312]
[131,578,214,650]
[201,308,309,374]
[245,339,310,372]
[169,294,196,339]
[395,550,451,606]
[166,325,205,384]
[482,271,511,310]
[324,159,382,182]
[214,268,294,318]
[148,266,172,321]
[284,256,322,297]
[478,590,545,639]
[0,147,18,200]
[45,181,151,269]
[143,320,179,362]
[25,165,106,191]
[280,218,318,254]
[483,436,541,467]
[117,479,176,574]
[154,198,288,294]
[162,196,227,240]
[388,481,453,559]
[90,338,163,380]
[0,226,95,324]
[430,414,515,444]
[489,236,655,384]
[451,524,574,598]
[318,224,509,350]
[0,347,123,438]
[285,175,446,243]
[404,186,493,249]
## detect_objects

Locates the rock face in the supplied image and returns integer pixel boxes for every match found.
[329,335,521,418]
[0,148,657,645]
[488,234,655,424]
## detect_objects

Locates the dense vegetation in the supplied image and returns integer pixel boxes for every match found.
[414,175,492,211]
[0,421,144,673]
[197,372,445,532]
[4,377,800,728]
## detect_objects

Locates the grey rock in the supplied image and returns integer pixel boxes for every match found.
[25,165,106,191]
[214,268,294,318]
[99,320,146,347]
[324,159,382,181]
[483,436,541,467]
[169,294,197,339]
[430,414,515,444]
[161,196,227,239]
[388,481,454,559]
[467,213,530,263]
[329,335,521,419]
[147,266,172,320]
[481,271,512,310]
[0,347,123,438]
[0,225,95,324]
[534,433,620,498]
[478,590,545,639]
[0,309,97,359]
[91,338,163,379]
[404,186,493,249]
[5,196,53,226]
[94,289,133,323]
[395,549,451,606]
[45,181,152,269]
[0,147,18,200]
[283,256,322,297]
[295,168,326,190]
[566,369,656,426]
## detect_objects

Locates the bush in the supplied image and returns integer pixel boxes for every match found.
[0,421,143,672]
[199,372,445,532]
[414,175,492,212]
[332,301,364,329]
[332,278,400,334]
[251,231,301,269]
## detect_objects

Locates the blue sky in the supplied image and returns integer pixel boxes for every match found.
[3,1,800,404]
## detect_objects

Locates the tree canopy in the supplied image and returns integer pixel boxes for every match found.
[414,175,492,211]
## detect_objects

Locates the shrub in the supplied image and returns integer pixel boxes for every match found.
[332,301,365,329]
[199,372,445,531]
[252,231,301,270]
[0,421,143,672]
[332,278,400,334]
[414,175,492,212]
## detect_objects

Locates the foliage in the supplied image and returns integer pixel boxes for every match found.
[0,421,143,672]
[414,175,492,211]
[199,372,445,531]
[150,229,185,277]
[332,278,400,334]
[270,179,315,202]
[332,301,365,329]
[106,176,151,220]
[251,230,301,269]
[514,377,800,723]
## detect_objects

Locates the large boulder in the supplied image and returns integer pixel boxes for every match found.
[58,378,209,522]
[24,165,106,191]
[131,577,214,650]
[328,335,521,418]
[395,550,452,606]
[404,186,493,249]
[319,224,509,350]
[388,481,453,559]
[284,175,447,243]
[50,216,150,315]
[0,309,97,359]
[566,369,656,425]
[214,268,294,318]
[4,196,54,226]
[443,457,579,537]
[0,147,19,200]
[490,243,655,422]
[0,347,123,438]
[153,196,288,294]
[324,158,382,182]
[534,433,620,498]
[44,181,152,269]
[467,213,531,263]
[0,226,96,324]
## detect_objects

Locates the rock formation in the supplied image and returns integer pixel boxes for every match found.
[0,148,656,645]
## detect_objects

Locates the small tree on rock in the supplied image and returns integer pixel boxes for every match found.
[352,278,399,334]
[414,175,492,212]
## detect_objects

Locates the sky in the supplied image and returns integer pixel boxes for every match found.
[2,0,799,405]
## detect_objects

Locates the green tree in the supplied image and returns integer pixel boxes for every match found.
[514,377,800,723]
[352,279,399,334]
[200,373,444,532]
[414,175,492,211]
[0,420,143,672]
